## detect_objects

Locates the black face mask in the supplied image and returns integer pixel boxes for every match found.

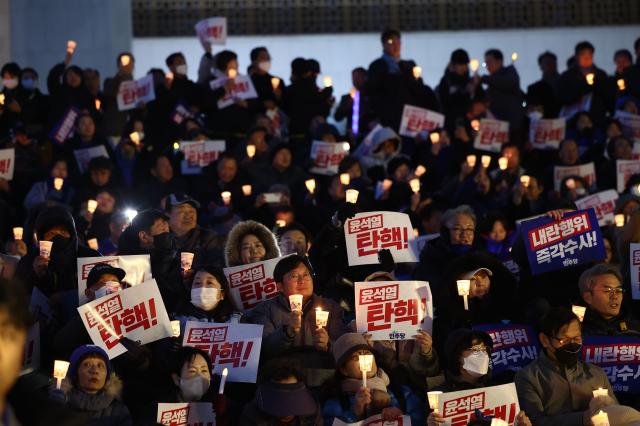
[553,342,582,368]
[153,232,173,251]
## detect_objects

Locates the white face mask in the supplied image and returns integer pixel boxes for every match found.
[258,61,271,73]
[462,351,490,377]
[2,78,19,90]
[179,375,210,401]
[191,287,220,311]
[176,64,188,76]
[94,281,121,299]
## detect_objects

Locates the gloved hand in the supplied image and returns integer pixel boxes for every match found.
[378,248,395,273]
[335,202,359,226]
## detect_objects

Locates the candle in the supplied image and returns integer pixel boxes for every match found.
[95,98,101,110]
[591,410,610,426]
[171,320,181,338]
[358,354,374,388]
[412,66,422,79]
[466,155,477,168]
[346,189,359,204]
[413,228,419,237]
[129,132,141,145]
[120,55,131,67]
[342,142,351,152]
[242,185,252,196]
[511,52,518,62]
[323,76,333,88]
[498,157,508,170]
[429,131,440,144]
[349,88,356,99]
[382,179,392,191]
[53,360,70,389]
[586,73,595,86]
[471,119,481,132]
[221,191,231,205]
[571,305,586,322]
[614,214,625,227]
[39,241,53,258]
[409,178,420,193]
[275,219,286,228]
[13,227,23,240]
[617,78,626,91]
[414,165,426,177]
[87,238,99,250]
[565,178,576,190]
[173,141,180,151]
[0,94,4,105]
[181,252,194,271]
[305,179,316,194]
[228,69,237,79]
[340,173,351,186]
[67,40,77,53]
[218,368,229,394]
[457,280,470,310]
[315,307,329,328]
[271,77,280,90]
[54,177,64,191]
[520,175,531,187]
[470,59,480,73]
[592,387,608,398]
[289,294,303,311]
[87,199,98,213]
[481,155,491,168]
[427,390,443,413]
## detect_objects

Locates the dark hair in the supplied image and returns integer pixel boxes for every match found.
[537,51,557,65]
[0,278,31,332]
[537,306,579,338]
[614,49,633,63]
[306,59,320,74]
[275,222,312,244]
[172,346,212,377]
[380,29,401,44]
[215,50,237,71]
[607,136,633,160]
[258,358,305,384]
[443,329,493,376]
[338,155,361,174]
[575,41,595,55]
[1,62,21,78]
[74,112,94,128]
[250,46,268,62]
[116,52,134,67]
[21,67,38,78]
[165,52,184,67]
[272,254,313,284]
[386,157,411,177]
[485,49,503,61]
[352,67,367,75]
[558,138,578,152]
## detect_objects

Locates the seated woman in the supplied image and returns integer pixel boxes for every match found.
[322,333,424,426]
[50,344,132,425]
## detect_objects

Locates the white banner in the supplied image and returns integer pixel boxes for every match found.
[183,321,263,383]
[629,243,640,300]
[344,212,417,266]
[332,414,411,425]
[574,190,619,227]
[194,17,227,45]
[117,74,156,111]
[157,402,215,426]
[615,110,640,143]
[355,280,432,340]
[309,140,350,175]
[553,162,596,192]
[353,124,383,159]
[209,75,258,109]
[409,233,439,259]
[473,119,509,153]
[437,383,520,425]
[77,255,152,305]
[398,105,445,138]
[73,145,109,175]
[616,159,640,193]
[179,140,226,175]
[529,118,565,150]
[0,148,15,180]
[77,279,172,359]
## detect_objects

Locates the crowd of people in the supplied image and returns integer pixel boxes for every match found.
[0,27,640,425]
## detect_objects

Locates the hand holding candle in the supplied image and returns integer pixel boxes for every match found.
[323,76,333,88]
[591,410,610,426]
[592,387,608,398]
[346,189,359,204]
[340,173,350,186]
[586,73,595,86]
[171,320,181,338]
[67,40,77,54]
[409,178,420,193]
[54,178,64,191]
[271,77,280,90]
[87,238,99,250]
[305,179,316,194]
[218,368,229,394]
[415,165,426,177]
[498,157,508,170]
[87,199,98,214]
[457,280,470,310]
[412,66,422,79]
[13,227,23,240]
[53,360,70,389]
[246,144,256,158]
[221,191,231,206]
[520,175,531,188]
[39,241,53,259]
[481,155,491,169]
[429,131,440,144]
[315,307,329,329]
[615,214,625,227]
[572,305,586,322]
[181,252,194,271]
[471,119,480,132]
[358,354,374,388]
[470,59,480,73]
[427,391,443,413]
[289,294,303,312]
[242,185,252,196]
[466,155,477,168]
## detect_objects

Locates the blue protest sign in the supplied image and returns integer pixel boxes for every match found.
[583,336,640,394]
[473,324,540,374]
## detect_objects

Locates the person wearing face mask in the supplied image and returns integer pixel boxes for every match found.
[18,67,50,138]
[0,62,28,139]
[248,46,284,113]
[165,52,203,115]
[515,307,616,425]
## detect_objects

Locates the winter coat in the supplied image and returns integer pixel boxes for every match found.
[240,402,322,426]
[173,225,225,268]
[581,308,640,338]
[224,220,281,267]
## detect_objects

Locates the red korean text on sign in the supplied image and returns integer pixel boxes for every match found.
[228,264,278,309]
[444,392,485,417]
[485,327,530,350]
[366,299,421,331]
[528,212,591,250]
[347,214,384,234]
[355,226,409,257]
[407,113,438,132]
[314,146,346,168]
[160,406,189,426]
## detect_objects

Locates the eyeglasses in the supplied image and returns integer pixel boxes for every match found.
[466,344,489,355]
[595,287,625,297]
[286,272,312,282]
[449,227,475,236]
[553,335,582,346]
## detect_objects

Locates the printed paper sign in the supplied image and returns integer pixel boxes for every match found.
[0,148,15,180]
[520,209,605,275]
[472,324,539,374]
[223,255,291,311]
[73,145,109,175]
[183,321,263,383]
[575,190,619,227]
[628,243,640,300]
[179,140,226,175]
[353,124,383,159]
[529,118,565,150]
[409,233,439,259]
[583,336,640,394]
[559,94,592,119]
[616,160,640,193]
[344,212,416,266]
[309,140,350,175]
[117,74,156,111]
[355,280,432,340]
[77,279,172,359]
[194,17,227,45]
[49,107,79,144]
[399,105,444,138]
[157,402,215,426]
[332,414,411,426]
[77,255,152,305]
[22,322,40,371]
[473,119,509,153]
[209,75,258,109]
[438,383,520,425]
[553,162,596,192]
[615,110,640,143]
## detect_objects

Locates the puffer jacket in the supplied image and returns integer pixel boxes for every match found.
[224,220,280,267]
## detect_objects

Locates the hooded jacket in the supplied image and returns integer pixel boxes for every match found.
[224,220,281,267]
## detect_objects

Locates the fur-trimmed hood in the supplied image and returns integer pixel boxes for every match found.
[224,220,281,267]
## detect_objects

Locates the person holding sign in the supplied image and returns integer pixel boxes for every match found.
[102,52,136,136]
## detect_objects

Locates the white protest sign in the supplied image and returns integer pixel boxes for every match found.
[529,118,565,150]
[553,162,596,192]
[616,159,640,193]
[195,17,227,45]
[409,233,439,259]
[179,140,226,175]
[223,255,292,312]
[332,414,412,425]
[117,74,156,111]
[77,279,172,359]
[473,119,510,153]
[157,402,215,426]
[73,145,109,175]
[629,243,640,300]
[615,110,640,143]
[22,322,40,371]
[309,140,350,175]
[344,212,416,266]
[438,383,520,425]
[183,321,263,383]
[353,124,383,159]
[399,105,444,138]
[77,255,152,305]
[209,75,258,109]
[575,190,619,227]
[0,148,15,180]
[355,280,433,340]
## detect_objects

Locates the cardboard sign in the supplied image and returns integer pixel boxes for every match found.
[473,119,509,153]
[559,94,592,119]
[0,148,15,180]
[409,233,439,259]
[552,162,596,192]
[398,105,445,138]
[529,118,565,150]
[22,322,40,371]
[472,324,539,374]
[179,140,226,175]
[575,190,619,227]
[182,321,263,383]
[583,336,640,394]
[77,255,152,305]
[344,212,416,266]
[157,402,215,426]
[355,280,432,340]
[353,124,383,159]
[223,256,291,311]
[520,209,605,275]
[332,414,412,426]
[117,74,156,111]
[73,145,109,175]
[209,75,258,109]
[49,107,79,144]
[77,279,172,359]
[628,243,640,300]
[309,140,350,175]
[616,160,640,193]
[437,383,520,426]
[615,110,640,143]
[194,17,227,45]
